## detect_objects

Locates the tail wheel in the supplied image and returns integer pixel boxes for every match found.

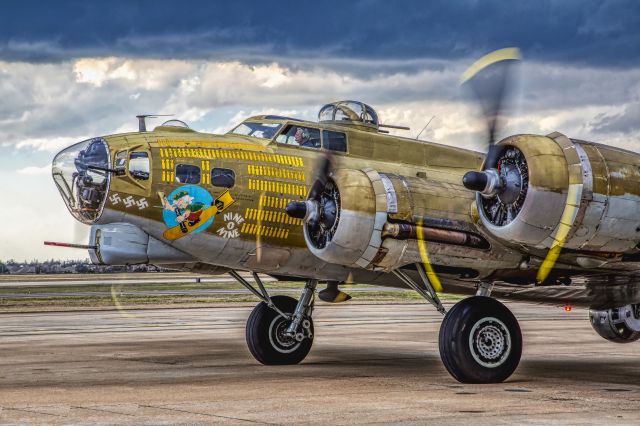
[439,296,522,383]
[246,295,313,365]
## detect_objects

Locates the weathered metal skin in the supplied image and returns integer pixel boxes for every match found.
[88,222,195,265]
[304,168,378,267]
[477,132,640,253]
[301,166,490,271]
[386,173,476,223]
[51,114,640,309]
[572,139,640,252]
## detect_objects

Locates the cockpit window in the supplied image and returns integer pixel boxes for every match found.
[276,125,321,148]
[129,152,150,180]
[230,122,282,139]
[176,164,201,184]
[322,130,347,153]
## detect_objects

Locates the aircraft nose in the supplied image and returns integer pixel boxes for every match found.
[52,137,111,224]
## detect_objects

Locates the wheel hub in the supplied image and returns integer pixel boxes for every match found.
[469,317,511,368]
[269,316,301,354]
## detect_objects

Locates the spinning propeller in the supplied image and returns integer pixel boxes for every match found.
[461,48,572,284]
[285,151,338,249]
[284,151,351,302]
[461,47,522,193]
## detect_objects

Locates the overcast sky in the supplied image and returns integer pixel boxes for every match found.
[1,0,639,261]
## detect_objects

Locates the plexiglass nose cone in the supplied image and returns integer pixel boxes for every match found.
[52,137,110,224]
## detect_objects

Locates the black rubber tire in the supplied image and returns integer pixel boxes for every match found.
[602,325,640,343]
[439,296,522,383]
[246,295,313,365]
[590,309,640,343]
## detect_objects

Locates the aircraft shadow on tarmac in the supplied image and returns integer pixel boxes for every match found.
[3,338,638,389]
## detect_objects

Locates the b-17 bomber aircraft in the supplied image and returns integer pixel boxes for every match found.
[49,49,640,383]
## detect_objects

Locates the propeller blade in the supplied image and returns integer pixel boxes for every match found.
[286,150,334,227]
[307,150,333,200]
[484,144,504,173]
[461,47,521,167]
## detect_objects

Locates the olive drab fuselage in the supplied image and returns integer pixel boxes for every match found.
[52,110,640,310]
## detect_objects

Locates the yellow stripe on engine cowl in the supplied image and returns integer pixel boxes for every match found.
[415,219,443,293]
[536,183,583,284]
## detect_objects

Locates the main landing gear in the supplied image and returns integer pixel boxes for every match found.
[439,295,522,383]
[395,267,522,383]
[231,268,523,383]
[230,271,316,365]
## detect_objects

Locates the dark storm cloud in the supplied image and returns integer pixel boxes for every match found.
[1,0,638,67]
[590,102,640,134]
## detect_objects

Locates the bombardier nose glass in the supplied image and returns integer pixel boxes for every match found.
[52,137,110,224]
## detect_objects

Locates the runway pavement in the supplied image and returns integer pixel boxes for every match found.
[0,273,408,299]
[0,273,274,287]
[0,287,405,299]
[0,301,638,424]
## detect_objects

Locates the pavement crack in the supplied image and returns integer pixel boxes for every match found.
[139,404,278,425]
[2,406,63,417]
[71,405,135,416]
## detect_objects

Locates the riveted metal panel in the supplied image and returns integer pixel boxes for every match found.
[526,155,568,191]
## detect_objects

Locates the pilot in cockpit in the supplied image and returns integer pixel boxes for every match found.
[294,127,315,147]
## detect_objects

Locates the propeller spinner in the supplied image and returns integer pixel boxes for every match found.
[461,48,575,284]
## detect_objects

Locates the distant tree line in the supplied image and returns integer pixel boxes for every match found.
[0,259,174,275]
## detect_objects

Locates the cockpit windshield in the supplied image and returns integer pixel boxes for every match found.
[229,122,282,140]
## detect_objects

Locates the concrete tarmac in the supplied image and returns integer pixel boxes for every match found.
[0,301,639,425]
[0,287,405,299]
[0,273,274,287]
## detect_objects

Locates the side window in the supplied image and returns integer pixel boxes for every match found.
[322,130,347,153]
[211,168,235,188]
[275,125,321,148]
[129,152,150,180]
[114,151,127,175]
[176,164,201,184]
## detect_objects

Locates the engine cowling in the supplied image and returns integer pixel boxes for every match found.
[303,168,385,268]
[475,132,640,253]
[589,304,640,343]
[299,166,487,271]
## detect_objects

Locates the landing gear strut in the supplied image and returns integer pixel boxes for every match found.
[395,268,522,383]
[230,272,316,365]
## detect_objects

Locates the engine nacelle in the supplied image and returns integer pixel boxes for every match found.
[476,132,640,253]
[589,304,640,343]
[303,168,385,268]
[303,166,490,270]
